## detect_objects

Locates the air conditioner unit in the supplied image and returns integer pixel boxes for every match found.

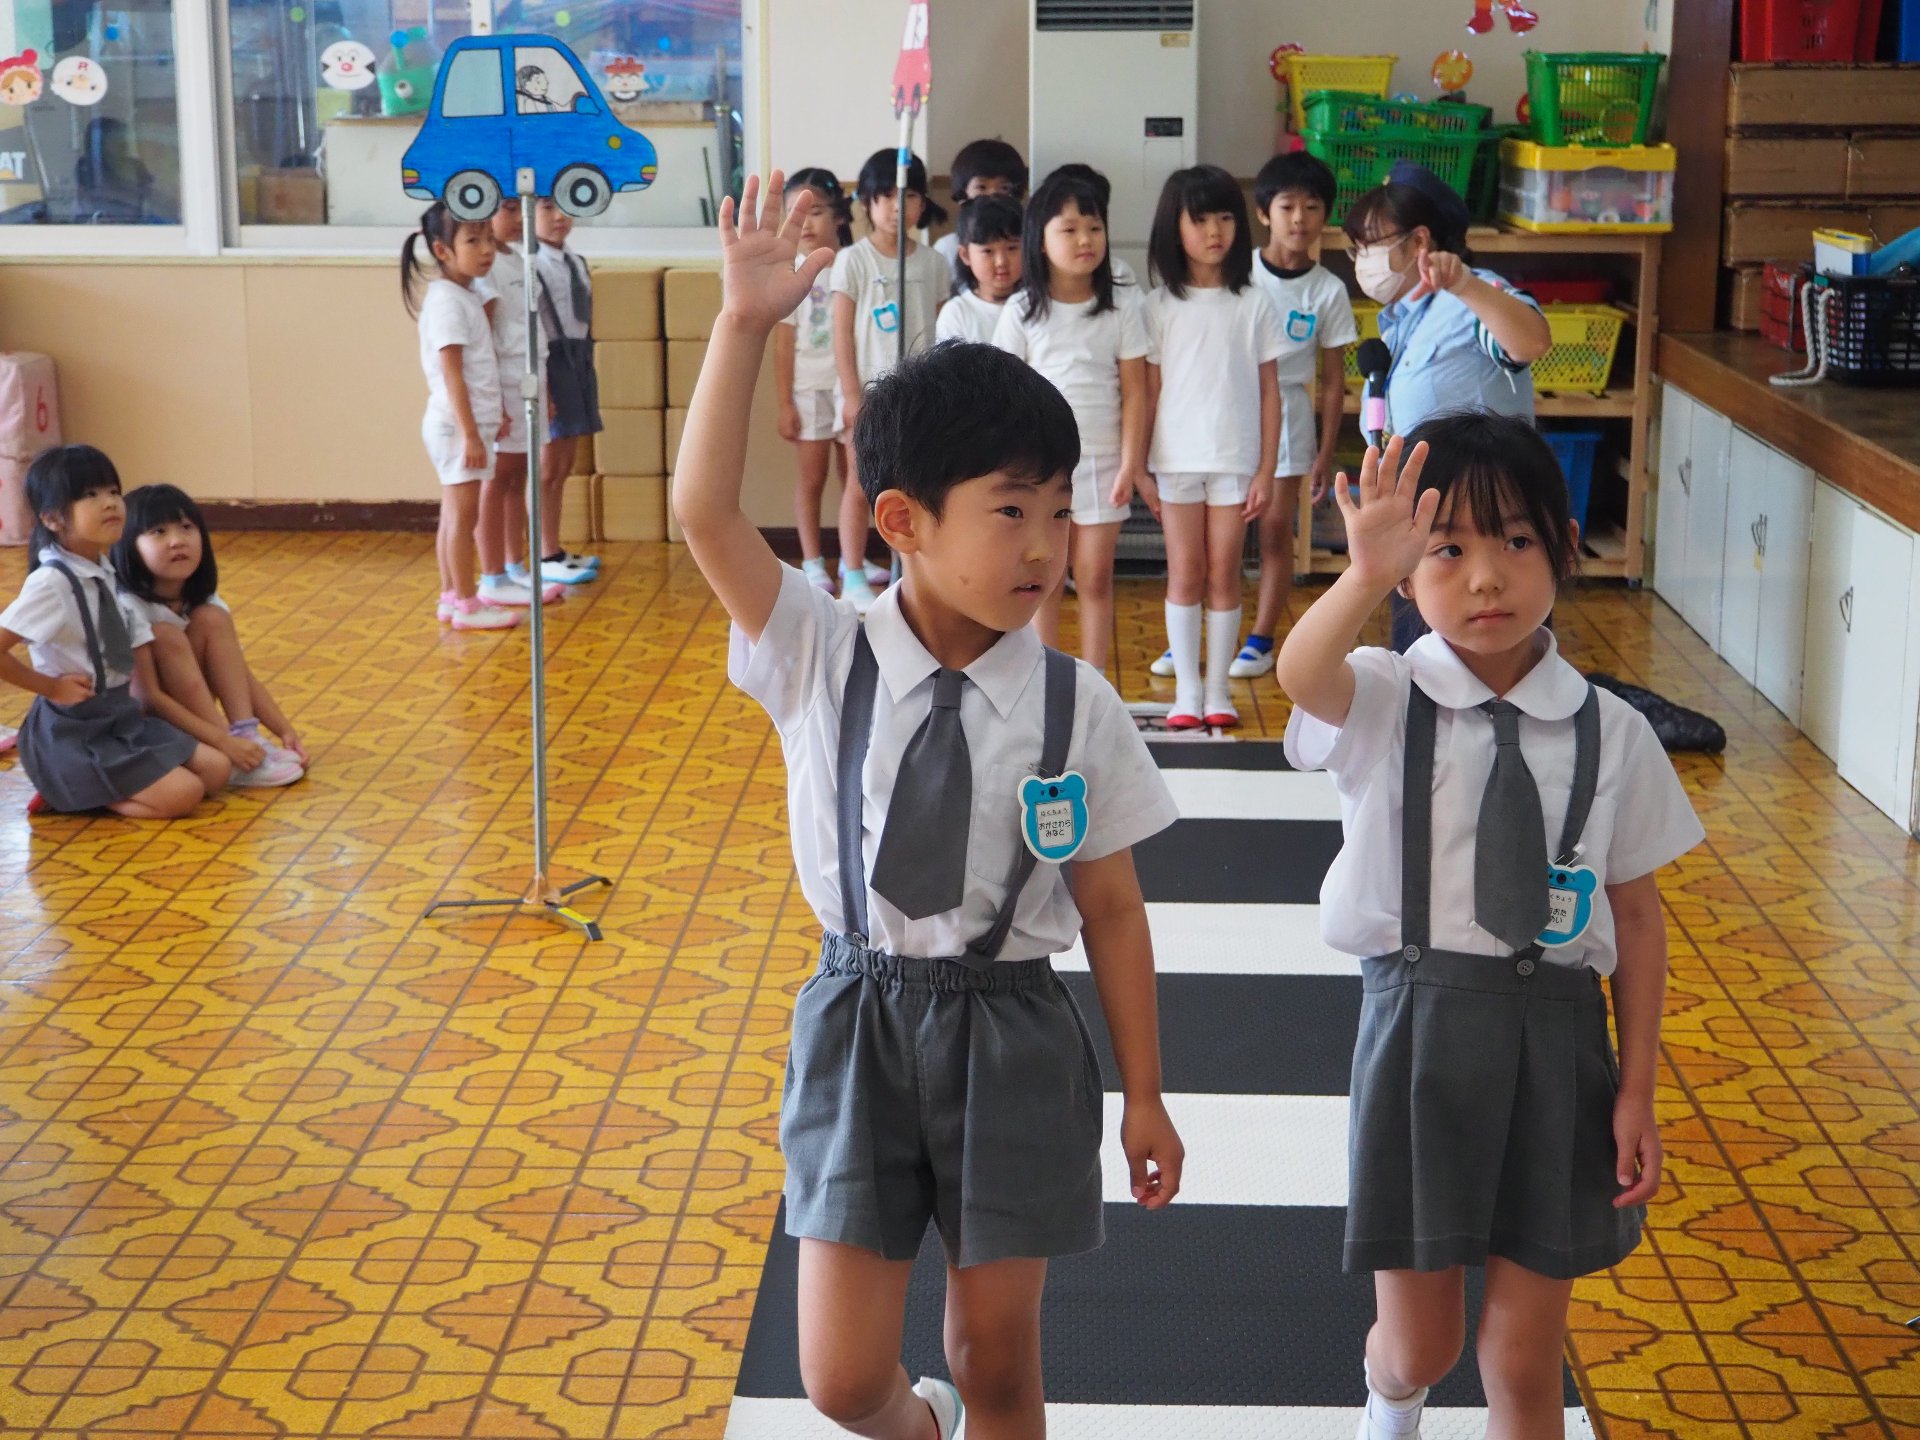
[1029,0,1198,284]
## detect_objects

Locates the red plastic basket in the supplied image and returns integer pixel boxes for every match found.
[1760,260,1812,352]
[1740,0,1873,59]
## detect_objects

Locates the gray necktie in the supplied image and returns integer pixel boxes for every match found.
[1475,700,1549,950]
[567,253,592,331]
[870,668,970,919]
[95,579,134,677]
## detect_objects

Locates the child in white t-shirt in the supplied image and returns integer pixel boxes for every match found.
[1144,165,1282,729]
[1242,151,1356,675]
[776,168,853,593]
[935,192,1022,345]
[992,173,1150,671]
[402,203,518,632]
[830,148,949,614]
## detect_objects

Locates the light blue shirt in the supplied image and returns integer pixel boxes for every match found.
[1380,267,1541,436]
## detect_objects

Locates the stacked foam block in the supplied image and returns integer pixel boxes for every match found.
[663,269,724,542]
[589,268,668,541]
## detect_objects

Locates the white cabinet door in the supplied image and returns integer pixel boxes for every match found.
[1652,385,1693,613]
[1753,447,1814,726]
[1801,481,1855,762]
[1681,405,1733,650]
[1836,506,1916,824]
[1720,429,1770,687]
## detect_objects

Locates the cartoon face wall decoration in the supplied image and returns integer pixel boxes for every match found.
[0,51,42,106]
[603,55,647,102]
[51,56,107,106]
[320,40,377,91]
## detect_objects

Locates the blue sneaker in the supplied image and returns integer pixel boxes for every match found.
[911,1377,964,1440]
[1229,634,1277,678]
[1150,648,1176,678]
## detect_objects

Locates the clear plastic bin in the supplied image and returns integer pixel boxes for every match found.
[1498,138,1674,233]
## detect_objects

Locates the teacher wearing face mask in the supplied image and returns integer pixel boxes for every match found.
[1344,161,1554,650]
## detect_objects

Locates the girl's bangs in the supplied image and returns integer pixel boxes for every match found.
[1179,168,1242,219]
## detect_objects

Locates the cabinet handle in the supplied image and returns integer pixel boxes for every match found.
[1840,586,1854,632]
[1678,457,1692,494]
[1759,513,1769,556]
[1750,515,1765,555]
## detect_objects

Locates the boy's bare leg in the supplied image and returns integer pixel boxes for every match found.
[797,1240,934,1439]
[943,1256,1048,1440]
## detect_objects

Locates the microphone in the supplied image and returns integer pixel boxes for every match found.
[1356,338,1392,450]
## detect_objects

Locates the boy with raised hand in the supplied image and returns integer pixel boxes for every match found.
[673,174,1184,1440]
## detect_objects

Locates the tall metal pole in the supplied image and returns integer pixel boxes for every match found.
[519,166,550,886]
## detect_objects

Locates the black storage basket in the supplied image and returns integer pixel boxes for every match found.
[1819,270,1920,387]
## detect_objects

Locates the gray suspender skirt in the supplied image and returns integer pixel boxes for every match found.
[1343,681,1642,1280]
[16,562,197,814]
[778,628,1109,1268]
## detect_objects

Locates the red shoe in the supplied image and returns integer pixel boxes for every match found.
[1165,710,1205,731]
[1205,711,1240,730]
[25,792,47,816]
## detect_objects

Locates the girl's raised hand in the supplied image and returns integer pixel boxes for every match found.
[1334,436,1438,591]
[719,172,836,333]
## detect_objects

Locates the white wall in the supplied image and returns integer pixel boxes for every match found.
[769,0,1674,186]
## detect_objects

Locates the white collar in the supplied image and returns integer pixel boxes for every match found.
[38,545,113,584]
[863,582,1044,723]
[1407,629,1587,721]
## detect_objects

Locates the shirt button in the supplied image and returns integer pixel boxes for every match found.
[1402,945,1422,963]
[1516,957,1536,977]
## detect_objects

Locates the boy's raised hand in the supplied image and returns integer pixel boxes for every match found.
[1335,435,1439,592]
[720,171,836,333]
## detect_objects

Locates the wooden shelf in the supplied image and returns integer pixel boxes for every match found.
[1341,387,1635,419]
[1320,227,1661,256]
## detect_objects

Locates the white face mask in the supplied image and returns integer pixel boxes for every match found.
[1353,240,1413,304]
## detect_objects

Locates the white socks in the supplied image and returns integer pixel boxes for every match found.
[1205,607,1242,720]
[1165,601,1203,718]
[1362,1360,1428,1437]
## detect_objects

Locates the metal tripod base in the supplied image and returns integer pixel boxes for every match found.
[426,873,614,941]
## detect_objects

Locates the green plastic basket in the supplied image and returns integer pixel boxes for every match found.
[1524,51,1664,147]
[1469,124,1527,222]
[1301,90,1491,137]
[1303,125,1480,224]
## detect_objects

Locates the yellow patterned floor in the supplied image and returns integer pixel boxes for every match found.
[0,535,1914,1439]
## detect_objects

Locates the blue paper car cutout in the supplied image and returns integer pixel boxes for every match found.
[401,35,658,220]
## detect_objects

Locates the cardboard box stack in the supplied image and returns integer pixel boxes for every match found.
[590,268,668,541]
[1722,64,1920,329]
[662,269,723,542]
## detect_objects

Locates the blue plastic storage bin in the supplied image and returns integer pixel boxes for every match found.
[1542,426,1600,533]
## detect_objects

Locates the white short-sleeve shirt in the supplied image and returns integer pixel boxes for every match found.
[473,244,542,369]
[1284,631,1704,974]
[730,564,1180,960]
[935,289,1006,346]
[418,278,503,433]
[992,293,1150,457]
[531,244,591,340]
[830,237,948,384]
[781,258,840,393]
[0,547,154,688]
[1251,258,1358,391]
[1145,284,1286,476]
[126,592,230,632]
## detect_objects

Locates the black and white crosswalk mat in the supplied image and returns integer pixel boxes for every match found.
[727,742,1596,1438]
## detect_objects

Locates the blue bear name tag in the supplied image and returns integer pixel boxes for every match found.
[1538,864,1599,947]
[1287,309,1317,343]
[872,300,901,333]
[1018,771,1088,863]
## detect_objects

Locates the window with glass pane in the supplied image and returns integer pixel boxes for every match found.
[0,2,182,226]
[228,0,744,229]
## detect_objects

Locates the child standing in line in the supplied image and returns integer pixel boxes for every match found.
[1275,415,1701,1440]
[401,203,519,632]
[528,196,603,588]
[1040,163,1140,293]
[476,196,564,609]
[992,172,1150,671]
[1143,164,1281,729]
[831,148,949,614]
[113,483,305,788]
[935,192,1022,344]
[675,175,1184,1440]
[1347,161,1550,651]
[0,446,230,817]
[933,137,1028,285]
[776,167,853,594]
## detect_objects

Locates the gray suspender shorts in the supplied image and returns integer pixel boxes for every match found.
[778,629,1108,1268]
[15,562,196,814]
[1343,682,1643,1280]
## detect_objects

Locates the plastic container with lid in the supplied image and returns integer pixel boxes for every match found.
[1498,138,1675,233]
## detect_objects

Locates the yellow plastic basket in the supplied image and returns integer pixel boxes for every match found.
[1281,54,1396,134]
[1533,303,1628,396]
[1340,299,1384,388]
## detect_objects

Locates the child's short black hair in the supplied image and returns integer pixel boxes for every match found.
[25,444,122,569]
[856,148,949,228]
[1401,410,1580,581]
[114,483,220,611]
[785,166,854,248]
[1148,163,1254,297]
[1041,162,1111,216]
[853,341,1079,517]
[950,138,1028,202]
[953,193,1023,293]
[1254,151,1336,216]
